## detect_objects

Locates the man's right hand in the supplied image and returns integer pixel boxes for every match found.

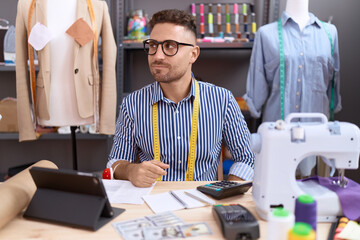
[127,160,169,187]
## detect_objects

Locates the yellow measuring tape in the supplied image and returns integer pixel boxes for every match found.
[27,0,98,114]
[27,0,37,116]
[86,0,98,68]
[152,80,200,181]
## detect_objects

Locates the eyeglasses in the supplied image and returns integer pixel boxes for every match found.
[143,39,194,56]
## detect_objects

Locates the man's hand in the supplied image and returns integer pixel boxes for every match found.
[127,160,169,187]
[227,174,245,181]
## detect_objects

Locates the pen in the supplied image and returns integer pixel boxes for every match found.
[200,4,205,38]
[184,191,214,206]
[208,4,214,37]
[170,191,189,208]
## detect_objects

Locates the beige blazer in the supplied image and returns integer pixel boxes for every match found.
[15,0,117,142]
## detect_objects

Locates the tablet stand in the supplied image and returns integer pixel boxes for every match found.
[24,188,124,230]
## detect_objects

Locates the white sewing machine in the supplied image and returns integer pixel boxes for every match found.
[251,113,360,222]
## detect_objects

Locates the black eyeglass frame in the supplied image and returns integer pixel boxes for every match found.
[143,39,194,56]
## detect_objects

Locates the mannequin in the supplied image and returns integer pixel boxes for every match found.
[39,0,92,127]
[285,0,310,31]
[244,0,341,176]
[15,0,117,142]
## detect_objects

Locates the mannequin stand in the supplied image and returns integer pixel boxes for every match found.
[70,126,78,170]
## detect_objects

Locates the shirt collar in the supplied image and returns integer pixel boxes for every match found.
[281,11,322,29]
[150,73,196,106]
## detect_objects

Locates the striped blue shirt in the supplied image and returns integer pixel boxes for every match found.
[244,12,341,122]
[108,77,255,181]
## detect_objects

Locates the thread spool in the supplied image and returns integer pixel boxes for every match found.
[288,222,315,240]
[267,208,295,240]
[295,194,317,230]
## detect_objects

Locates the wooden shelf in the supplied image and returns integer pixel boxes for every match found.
[0,65,16,71]
[121,41,253,50]
[0,132,112,140]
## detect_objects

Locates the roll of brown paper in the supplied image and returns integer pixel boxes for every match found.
[0,160,58,229]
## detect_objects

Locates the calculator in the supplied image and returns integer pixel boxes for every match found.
[213,204,260,240]
[196,181,252,200]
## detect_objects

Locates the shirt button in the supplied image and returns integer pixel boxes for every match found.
[74,68,79,74]
[300,52,304,56]
[179,160,182,164]
[299,65,303,69]
[177,136,181,140]
[296,92,300,96]
[175,110,179,114]
[298,78,301,82]
[296,105,299,109]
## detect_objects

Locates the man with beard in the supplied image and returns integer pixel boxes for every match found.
[107,9,255,187]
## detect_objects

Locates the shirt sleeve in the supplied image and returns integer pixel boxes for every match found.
[223,93,255,180]
[243,28,270,119]
[107,98,137,168]
[328,23,342,113]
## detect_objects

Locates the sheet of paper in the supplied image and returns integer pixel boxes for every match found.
[102,179,155,204]
[337,220,360,240]
[28,22,53,51]
[142,192,185,214]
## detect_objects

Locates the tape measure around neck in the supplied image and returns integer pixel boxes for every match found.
[277,19,285,120]
[27,0,98,113]
[277,19,335,120]
[152,80,200,181]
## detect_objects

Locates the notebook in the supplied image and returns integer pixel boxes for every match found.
[142,189,215,214]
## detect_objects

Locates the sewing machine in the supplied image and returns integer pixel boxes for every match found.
[251,113,360,222]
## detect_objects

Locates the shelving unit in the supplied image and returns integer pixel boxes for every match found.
[0,0,271,176]
[115,0,266,133]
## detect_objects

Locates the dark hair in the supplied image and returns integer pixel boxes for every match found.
[149,9,197,38]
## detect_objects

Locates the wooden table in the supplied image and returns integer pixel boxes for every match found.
[0,181,331,239]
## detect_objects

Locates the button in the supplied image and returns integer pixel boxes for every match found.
[296,105,299,109]
[296,92,300,96]
[300,52,304,56]
[299,65,302,69]
[177,136,181,140]
[74,68,79,74]
[297,78,301,82]
[175,110,179,114]
[179,160,182,164]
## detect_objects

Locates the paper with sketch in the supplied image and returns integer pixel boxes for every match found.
[142,189,212,214]
[102,179,155,204]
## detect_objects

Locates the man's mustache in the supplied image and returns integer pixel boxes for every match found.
[151,61,170,67]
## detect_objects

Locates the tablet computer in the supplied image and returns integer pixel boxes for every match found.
[24,167,125,230]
